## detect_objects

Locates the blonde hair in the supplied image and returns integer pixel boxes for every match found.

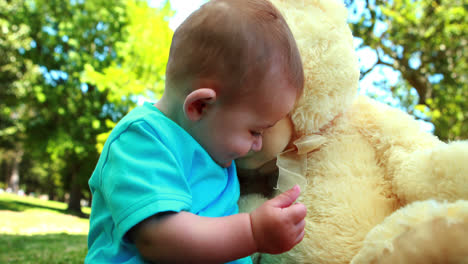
[165,0,304,100]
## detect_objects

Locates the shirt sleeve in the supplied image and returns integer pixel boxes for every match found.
[99,120,192,241]
[228,256,253,264]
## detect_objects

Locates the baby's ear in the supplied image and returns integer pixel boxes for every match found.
[183,88,217,121]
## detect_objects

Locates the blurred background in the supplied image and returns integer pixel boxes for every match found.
[0,0,466,262]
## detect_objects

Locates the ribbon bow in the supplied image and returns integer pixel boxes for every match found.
[276,134,327,192]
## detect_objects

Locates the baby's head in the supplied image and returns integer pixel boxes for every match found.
[159,0,303,167]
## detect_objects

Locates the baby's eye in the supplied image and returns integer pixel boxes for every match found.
[250,130,263,137]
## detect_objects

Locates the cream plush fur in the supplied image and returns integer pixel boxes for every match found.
[237,0,468,263]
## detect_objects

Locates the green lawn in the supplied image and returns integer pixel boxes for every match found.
[0,193,90,263]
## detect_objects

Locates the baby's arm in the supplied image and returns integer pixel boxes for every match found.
[129,185,306,264]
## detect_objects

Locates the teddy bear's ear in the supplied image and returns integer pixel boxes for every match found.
[272,0,360,135]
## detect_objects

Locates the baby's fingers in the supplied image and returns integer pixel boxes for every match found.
[295,219,306,239]
[296,219,306,232]
[295,229,305,245]
[285,202,307,223]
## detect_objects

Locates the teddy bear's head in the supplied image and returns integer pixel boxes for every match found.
[236,0,360,170]
[273,0,360,136]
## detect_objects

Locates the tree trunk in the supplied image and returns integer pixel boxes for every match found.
[67,169,83,215]
[47,175,55,201]
[1,159,8,188]
[8,150,23,193]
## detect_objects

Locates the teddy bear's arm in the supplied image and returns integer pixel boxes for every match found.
[352,96,468,204]
[351,200,468,264]
[392,140,468,203]
[376,218,468,264]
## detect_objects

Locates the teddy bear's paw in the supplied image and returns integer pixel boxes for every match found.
[373,217,468,264]
[351,200,468,264]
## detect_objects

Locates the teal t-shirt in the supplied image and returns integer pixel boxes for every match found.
[86,102,252,264]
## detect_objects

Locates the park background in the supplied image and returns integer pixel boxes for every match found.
[0,0,466,262]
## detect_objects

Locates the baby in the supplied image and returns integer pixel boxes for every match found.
[86,0,306,263]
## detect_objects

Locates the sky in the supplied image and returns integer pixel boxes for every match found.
[149,0,207,29]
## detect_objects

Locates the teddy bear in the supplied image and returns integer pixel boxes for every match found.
[235,0,468,263]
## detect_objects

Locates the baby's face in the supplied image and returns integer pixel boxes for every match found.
[191,67,297,168]
[236,116,294,169]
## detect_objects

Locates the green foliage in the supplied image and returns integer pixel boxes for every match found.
[83,1,173,104]
[83,1,173,152]
[1,0,174,212]
[351,0,467,141]
[14,0,132,212]
[0,0,39,175]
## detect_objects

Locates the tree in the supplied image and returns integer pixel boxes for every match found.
[14,0,132,214]
[1,0,174,215]
[0,0,41,192]
[83,0,173,152]
[349,0,467,141]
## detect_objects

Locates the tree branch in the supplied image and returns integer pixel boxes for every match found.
[359,48,394,80]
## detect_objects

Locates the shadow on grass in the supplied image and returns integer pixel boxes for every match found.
[0,200,89,219]
[0,233,87,264]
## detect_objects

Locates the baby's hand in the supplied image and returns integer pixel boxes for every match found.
[249,185,307,254]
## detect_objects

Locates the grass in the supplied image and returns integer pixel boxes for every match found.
[0,193,90,263]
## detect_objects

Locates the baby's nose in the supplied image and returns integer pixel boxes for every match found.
[251,137,263,152]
